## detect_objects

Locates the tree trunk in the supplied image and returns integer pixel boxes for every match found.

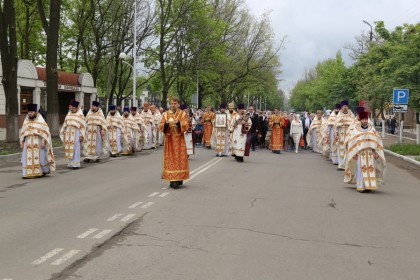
[0,0,20,142]
[38,0,62,136]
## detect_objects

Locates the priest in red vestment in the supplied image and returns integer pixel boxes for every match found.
[159,97,190,189]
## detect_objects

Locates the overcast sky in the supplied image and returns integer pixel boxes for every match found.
[245,0,420,95]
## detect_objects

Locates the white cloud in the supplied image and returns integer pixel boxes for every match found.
[245,0,420,95]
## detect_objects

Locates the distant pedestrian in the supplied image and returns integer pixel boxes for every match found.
[390,116,397,134]
[290,114,303,153]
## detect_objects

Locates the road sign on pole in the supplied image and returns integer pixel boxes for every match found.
[393,89,409,104]
[393,104,408,113]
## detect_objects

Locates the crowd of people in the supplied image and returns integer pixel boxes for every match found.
[19,98,386,192]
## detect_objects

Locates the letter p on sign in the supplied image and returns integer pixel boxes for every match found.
[393,89,409,104]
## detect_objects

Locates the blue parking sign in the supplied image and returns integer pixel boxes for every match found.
[393,89,409,104]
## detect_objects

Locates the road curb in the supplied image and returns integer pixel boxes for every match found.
[384,149,420,166]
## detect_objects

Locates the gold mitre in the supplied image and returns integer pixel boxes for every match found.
[169,95,173,103]
[228,102,235,109]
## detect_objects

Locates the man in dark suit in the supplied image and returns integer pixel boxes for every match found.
[247,106,259,151]
[258,111,269,148]
[302,112,311,149]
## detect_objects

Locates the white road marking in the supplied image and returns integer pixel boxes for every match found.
[187,158,224,181]
[50,250,81,266]
[148,192,160,197]
[2,278,14,280]
[107,213,124,221]
[77,228,98,239]
[159,192,169,197]
[141,202,154,209]
[128,202,143,209]
[31,248,64,265]
[161,186,169,190]
[190,157,220,175]
[120,214,136,222]
[92,229,113,239]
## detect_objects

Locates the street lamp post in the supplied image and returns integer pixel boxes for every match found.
[118,1,137,106]
[363,20,373,43]
[119,53,136,106]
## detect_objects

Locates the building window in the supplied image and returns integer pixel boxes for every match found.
[20,88,34,114]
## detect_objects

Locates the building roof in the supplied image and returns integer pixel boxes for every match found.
[36,67,80,86]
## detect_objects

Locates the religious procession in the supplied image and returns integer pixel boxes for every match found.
[20,96,385,193]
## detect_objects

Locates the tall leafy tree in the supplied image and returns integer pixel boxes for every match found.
[0,0,19,141]
[37,0,62,136]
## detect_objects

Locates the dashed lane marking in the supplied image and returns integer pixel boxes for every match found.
[120,214,136,222]
[128,201,143,208]
[77,228,99,239]
[141,202,154,209]
[148,192,160,197]
[92,229,113,239]
[50,250,81,266]
[107,213,124,221]
[159,192,169,197]
[31,248,64,265]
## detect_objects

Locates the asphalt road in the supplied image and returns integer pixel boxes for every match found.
[1,145,420,280]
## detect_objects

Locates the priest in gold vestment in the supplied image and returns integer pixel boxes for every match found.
[159,97,190,189]
[344,111,386,192]
[269,107,285,154]
[201,105,215,149]
[84,101,107,162]
[20,104,56,178]
[333,100,354,170]
[60,100,86,169]
[307,110,323,153]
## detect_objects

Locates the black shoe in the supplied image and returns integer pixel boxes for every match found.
[216,154,220,157]
[237,157,244,162]
[170,182,179,189]
[83,158,91,163]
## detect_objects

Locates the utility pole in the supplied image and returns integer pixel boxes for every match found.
[133,0,137,106]
[363,20,373,43]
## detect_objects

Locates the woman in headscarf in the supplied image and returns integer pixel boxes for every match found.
[290,114,304,153]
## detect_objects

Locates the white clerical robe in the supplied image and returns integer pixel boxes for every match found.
[344,123,386,191]
[307,117,323,153]
[334,110,354,169]
[60,109,87,168]
[106,112,128,156]
[20,114,56,178]
[185,117,196,155]
[326,111,338,164]
[132,112,143,152]
[227,111,237,154]
[230,114,252,157]
[84,108,108,160]
[139,110,154,149]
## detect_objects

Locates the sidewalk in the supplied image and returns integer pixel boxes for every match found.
[381,132,420,166]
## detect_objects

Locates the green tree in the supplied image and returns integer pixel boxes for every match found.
[0,0,19,141]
